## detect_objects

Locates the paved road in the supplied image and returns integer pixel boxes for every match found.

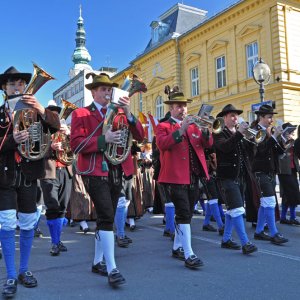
[1,213,300,300]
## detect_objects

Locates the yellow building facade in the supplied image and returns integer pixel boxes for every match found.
[113,0,300,125]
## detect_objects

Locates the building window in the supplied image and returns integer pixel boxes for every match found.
[216,56,226,88]
[139,93,143,112]
[155,96,164,120]
[80,81,84,91]
[246,41,258,78]
[190,67,199,97]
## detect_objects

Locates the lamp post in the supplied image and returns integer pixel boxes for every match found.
[252,58,271,102]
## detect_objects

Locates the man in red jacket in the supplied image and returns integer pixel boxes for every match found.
[70,73,144,287]
[156,86,213,269]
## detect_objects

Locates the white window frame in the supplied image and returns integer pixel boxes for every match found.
[190,67,199,97]
[216,56,226,88]
[155,96,164,120]
[246,41,258,78]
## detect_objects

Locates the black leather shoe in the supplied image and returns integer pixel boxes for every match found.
[18,271,37,288]
[254,231,271,241]
[270,233,289,245]
[185,255,204,269]
[291,219,300,226]
[116,237,129,248]
[172,247,185,261]
[124,235,132,243]
[280,219,292,225]
[221,239,241,250]
[163,230,171,237]
[242,242,257,254]
[129,225,136,231]
[34,228,43,238]
[92,261,108,276]
[108,269,126,287]
[80,226,90,234]
[2,279,17,298]
[58,241,68,252]
[203,224,217,232]
[218,226,225,236]
[50,244,60,256]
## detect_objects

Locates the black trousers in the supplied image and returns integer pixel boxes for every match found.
[0,169,37,213]
[254,172,276,197]
[41,168,72,220]
[169,182,199,224]
[82,168,123,231]
[217,177,246,210]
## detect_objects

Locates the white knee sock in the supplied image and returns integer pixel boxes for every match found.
[178,224,194,259]
[93,231,104,265]
[172,227,182,250]
[99,230,116,273]
[129,218,135,226]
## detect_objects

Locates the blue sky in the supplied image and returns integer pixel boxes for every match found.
[0,0,238,106]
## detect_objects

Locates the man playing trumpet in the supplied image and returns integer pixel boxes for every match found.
[156,86,213,269]
[213,104,258,255]
[251,104,288,245]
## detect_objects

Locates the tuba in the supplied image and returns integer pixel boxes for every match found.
[53,99,78,165]
[102,74,147,165]
[13,63,55,161]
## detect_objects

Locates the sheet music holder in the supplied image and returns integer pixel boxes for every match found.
[197,104,214,117]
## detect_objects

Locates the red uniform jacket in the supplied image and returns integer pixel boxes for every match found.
[70,103,144,177]
[156,118,213,184]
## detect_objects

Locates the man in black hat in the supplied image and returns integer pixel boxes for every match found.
[213,104,258,255]
[70,73,144,287]
[0,66,60,297]
[251,104,288,245]
[156,86,213,269]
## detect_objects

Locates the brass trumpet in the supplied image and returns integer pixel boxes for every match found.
[244,128,267,144]
[186,115,224,134]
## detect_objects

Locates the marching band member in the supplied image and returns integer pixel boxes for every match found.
[114,175,133,248]
[70,73,144,287]
[156,86,213,269]
[251,104,288,245]
[201,147,224,235]
[0,67,60,297]
[278,123,300,225]
[40,100,73,256]
[213,104,258,255]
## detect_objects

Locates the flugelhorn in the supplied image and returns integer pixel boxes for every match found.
[239,118,266,144]
[186,115,224,134]
[13,63,55,160]
[53,99,78,165]
[102,74,147,165]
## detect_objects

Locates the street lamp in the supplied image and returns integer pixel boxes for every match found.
[252,58,271,102]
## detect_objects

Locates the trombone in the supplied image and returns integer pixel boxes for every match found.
[186,115,224,134]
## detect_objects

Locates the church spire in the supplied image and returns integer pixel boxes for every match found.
[70,5,92,78]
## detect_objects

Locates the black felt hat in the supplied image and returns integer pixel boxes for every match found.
[0,66,32,90]
[254,104,277,115]
[216,104,243,118]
